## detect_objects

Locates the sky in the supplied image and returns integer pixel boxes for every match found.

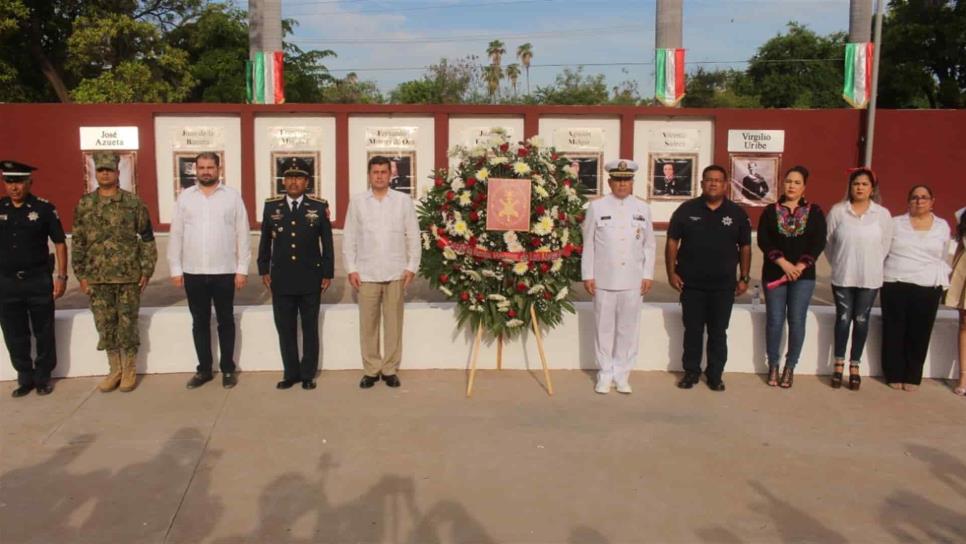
[232,0,853,97]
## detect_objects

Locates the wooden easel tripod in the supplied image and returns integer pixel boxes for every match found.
[466,306,554,397]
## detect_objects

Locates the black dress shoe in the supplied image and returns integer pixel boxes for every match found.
[301,380,317,390]
[677,372,700,389]
[222,373,237,389]
[359,375,380,389]
[186,373,214,389]
[382,374,401,388]
[11,384,34,398]
[707,380,726,392]
[276,379,298,390]
[36,383,53,396]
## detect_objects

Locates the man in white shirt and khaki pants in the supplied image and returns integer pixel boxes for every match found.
[168,152,251,389]
[343,156,421,389]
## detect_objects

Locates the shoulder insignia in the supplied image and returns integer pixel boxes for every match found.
[36,196,50,203]
[306,195,327,204]
[266,196,285,202]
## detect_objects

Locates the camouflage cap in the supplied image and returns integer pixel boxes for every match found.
[93,151,119,171]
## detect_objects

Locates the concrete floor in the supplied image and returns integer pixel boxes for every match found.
[1,371,963,543]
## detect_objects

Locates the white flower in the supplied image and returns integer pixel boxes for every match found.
[532,174,545,185]
[562,164,577,177]
[551,259,563,273]
[443,247,457,260]
[487,294,508,301]
[469,305,485,313]
[497,301,511,310]
[561,229,570,245]
[451,178,465,191]
[534,185,549,199]
[489,156,509,166]
[527,284,546,295]
[532,216,554,236]
[458,191,472,207]
[421,232,430,250]
[512,161,531,176]
[512,262,529,275]
[555,286,569,301]
[469,145,486,158]
[503,231,525,252]
[482,270,498,278]
[506,319,524,328]
[441,286,453,297]
[475,167,490,180]
[527,135,543,148]
[452,220,469,238]
[465,270,482,282]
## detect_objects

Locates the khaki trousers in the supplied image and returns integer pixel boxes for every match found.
[358,279,405,377]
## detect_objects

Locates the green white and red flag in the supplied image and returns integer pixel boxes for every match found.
[655,48,685,107]
[246,51,285,104]
[843,42,873,109]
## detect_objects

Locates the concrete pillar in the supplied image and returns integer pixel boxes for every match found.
[655,0,683,49]
[249,0,282,56]
[849,0,872,42]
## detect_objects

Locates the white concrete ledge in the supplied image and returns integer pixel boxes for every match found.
[1,303,961,380]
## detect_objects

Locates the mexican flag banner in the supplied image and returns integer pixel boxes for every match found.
[246,51,285,104]
[655,48,685,107]
[843,42,873,109]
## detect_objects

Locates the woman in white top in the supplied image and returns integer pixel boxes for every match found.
[880,185,950,391]
[944,207,966,396]
[825,168,894,390]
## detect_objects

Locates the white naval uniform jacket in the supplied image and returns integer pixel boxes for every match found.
[581,193,657,290]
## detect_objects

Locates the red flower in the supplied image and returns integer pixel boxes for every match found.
[500,143,509,152]
[516,282,527,293]
[535,205,545,216]
[436,239,447,250]
[562,244,574,257]
[551,152,559,160]
[469,211,479,222]
[445,191,455,201]
[528,261,536,270]
[476,292,485,302]
[517,147,528,157]
[439,273,449,284]
[466,178,477,187]
[558,211,567,221]
[543,290,553,300]
[460,291,470,302]
[574,245,583,255]
[530,238,542,248]
[434,177,444,188]
[473,191,485,202]
[507,309,518,318]
[575,213,585,223]
[563,180,572,188]
[539,263,550,273]
[468,235,478,246]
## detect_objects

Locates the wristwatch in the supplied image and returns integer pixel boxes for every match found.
[55,274,68,281]
[739,275,750,283]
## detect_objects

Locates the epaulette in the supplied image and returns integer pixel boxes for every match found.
[266,196,285,202]
[36,196,50,203]
[306,195,328,205]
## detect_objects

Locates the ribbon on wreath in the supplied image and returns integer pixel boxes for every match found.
[436,235,576,263]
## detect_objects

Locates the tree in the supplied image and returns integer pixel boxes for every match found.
[534,67,609,105]
[683,67,761,108]
[516,42,533,94]
[878,0,964,108]
[483,63,503,102]
[167,3,248,102]
[746,22,845,108]
[506,63,520,96]
[389,56,483,104]
[486,39,505,66]
[321,72,383,103]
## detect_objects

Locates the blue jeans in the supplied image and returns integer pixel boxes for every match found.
[764,279,815,368]
[832,286,878,363]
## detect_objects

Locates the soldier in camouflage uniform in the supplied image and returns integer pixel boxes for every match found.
[72,152,157,392]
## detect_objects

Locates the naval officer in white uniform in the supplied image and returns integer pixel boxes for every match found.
[581,160,656,394]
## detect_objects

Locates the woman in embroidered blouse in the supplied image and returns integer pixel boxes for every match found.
[757,166,826,388]
[944,207,966,396]
[880,185,951,391]
[825,168,894,391]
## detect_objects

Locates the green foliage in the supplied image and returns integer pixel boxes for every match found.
[168,3,248,102]
[683,67,761,108]
[390,56,483,104]
[746,22,846,108]
[878,0,964,108]
[534,67,609,105]
[320,73,384,104]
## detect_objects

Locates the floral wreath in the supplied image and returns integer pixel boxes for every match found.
[417,130,587,338]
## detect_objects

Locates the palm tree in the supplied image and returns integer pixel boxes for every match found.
[483,64,503,103]
[516,42,533,95]
[486,40,506,66]
[506,63,521,96]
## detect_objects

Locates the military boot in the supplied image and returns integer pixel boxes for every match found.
[119,351,138,392]
[98,350,122,392]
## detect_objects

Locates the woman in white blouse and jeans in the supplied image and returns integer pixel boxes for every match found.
[825,168,894,390]
[880,185,950,391]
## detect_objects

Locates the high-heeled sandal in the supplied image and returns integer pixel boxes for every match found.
[779,366,794,389]
[831,362,845,389]
[767,367,779,387]
[848,364,861,391]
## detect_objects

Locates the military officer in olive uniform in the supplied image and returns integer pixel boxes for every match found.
[0,160,68,397]
[72,152,157,393]
[258,157,334,390]
[581,159,656,395]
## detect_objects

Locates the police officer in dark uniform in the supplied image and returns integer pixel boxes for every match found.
[258,157,334,390]
[0,160,68,397]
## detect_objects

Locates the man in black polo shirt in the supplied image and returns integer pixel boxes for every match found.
[666,164,751,391]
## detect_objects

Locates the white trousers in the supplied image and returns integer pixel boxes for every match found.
[593,288,642,383]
